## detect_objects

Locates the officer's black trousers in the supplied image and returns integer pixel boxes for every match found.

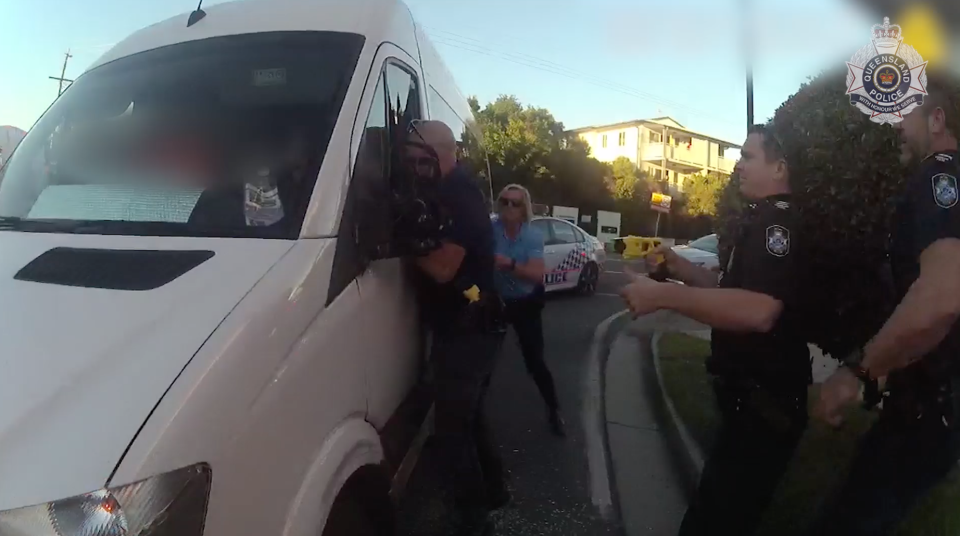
[678,379,807,536]
[503,291,560,411]
[431,323,506,510]
[810,398,960,536]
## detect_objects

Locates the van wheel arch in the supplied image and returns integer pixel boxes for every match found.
[321,465,395,536]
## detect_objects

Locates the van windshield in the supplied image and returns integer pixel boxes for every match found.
[0,31,364,238]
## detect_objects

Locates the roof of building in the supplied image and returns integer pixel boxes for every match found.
[568,116,741,148]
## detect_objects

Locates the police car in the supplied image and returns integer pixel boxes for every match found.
[531,216,606,294]
[672,233,720,270]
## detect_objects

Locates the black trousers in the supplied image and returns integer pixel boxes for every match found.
[809,389,960,536]
[431,323,506,509]
[503,289,560,411]
[678,378,808,536]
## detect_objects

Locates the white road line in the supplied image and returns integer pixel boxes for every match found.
[596,292,621,297]
[582,309,629,521]
[603,270,624,274]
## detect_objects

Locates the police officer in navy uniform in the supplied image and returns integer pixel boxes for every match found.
[622,125,811,536]
[814,73,960,536]
[404,120,507,536]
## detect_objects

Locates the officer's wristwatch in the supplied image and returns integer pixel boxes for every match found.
[843,348,881,409]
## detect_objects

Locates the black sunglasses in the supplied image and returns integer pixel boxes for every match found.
[499,197,523,208]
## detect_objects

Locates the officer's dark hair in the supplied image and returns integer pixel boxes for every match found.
[920,69,960,138]
[747,124,786,164]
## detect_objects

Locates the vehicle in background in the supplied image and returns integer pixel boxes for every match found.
[531,216,605,295]
[672,233,719,270]
[0,0,489,535]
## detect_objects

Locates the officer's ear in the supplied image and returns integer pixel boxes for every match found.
[773,158,789,183]
[929,107,950,137]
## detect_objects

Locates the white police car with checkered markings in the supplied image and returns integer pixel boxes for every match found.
[530,216,606,294]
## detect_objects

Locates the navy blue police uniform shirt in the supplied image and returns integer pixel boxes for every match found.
[418,163,496,329]
[709,194,810,388]
[889,150,960,384]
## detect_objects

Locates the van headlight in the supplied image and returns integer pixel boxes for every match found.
[0,463,211,536]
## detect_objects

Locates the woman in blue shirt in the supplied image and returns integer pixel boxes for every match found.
[492,184,565,437]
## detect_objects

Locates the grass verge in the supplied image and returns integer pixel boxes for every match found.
[657,332,960,536]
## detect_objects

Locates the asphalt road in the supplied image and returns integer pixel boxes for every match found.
[397,258,639,535]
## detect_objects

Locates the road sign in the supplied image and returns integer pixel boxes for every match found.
[651,192,672,214]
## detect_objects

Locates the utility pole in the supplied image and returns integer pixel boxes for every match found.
[743,0,754,129]
[49,50,74,97]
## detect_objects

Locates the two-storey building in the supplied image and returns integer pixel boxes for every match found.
[569,117,741,195]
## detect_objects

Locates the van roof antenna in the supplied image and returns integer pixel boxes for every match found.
[187,0,207,27]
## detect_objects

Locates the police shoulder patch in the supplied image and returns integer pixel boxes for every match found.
[773,200,790,210]
[932,173,959,209]
[934,153,954,163]
[766,225,790,257]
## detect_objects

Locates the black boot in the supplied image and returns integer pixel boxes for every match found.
[548,408,567,438]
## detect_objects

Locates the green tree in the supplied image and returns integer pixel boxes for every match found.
[683,172,728,217]
[469,94,616,215]
[608,156,648,200]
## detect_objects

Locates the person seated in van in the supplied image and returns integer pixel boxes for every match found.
[492,183,565,437]
[404,119,508,534]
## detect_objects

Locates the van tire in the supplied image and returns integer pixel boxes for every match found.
[321,466,394,536]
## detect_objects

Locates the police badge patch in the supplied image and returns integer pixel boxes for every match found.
[935,154,954,163]
[932,173,959,209]
[766,225,790,257]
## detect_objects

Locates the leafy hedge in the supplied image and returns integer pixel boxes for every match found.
[716,68,948,357]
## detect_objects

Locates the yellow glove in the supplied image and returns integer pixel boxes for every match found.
[462,285,481,303]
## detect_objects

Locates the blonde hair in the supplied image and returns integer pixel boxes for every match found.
[498,183,534,223]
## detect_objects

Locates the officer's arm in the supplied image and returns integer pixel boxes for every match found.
[862,239,960,378]
[417,242,466,284]
[511,228,546,284]
[650,284,783,333]
[416,183,483,284]
[652,214,796,332]
[861,165,960,378]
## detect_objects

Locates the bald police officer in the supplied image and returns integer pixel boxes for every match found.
[814,72,960,536]
[622,124,811,536]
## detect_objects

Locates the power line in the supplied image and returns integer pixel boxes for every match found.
[422,27,739,128]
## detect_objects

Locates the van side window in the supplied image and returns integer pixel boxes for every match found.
[327,72,390,305]
[426,85,494,209]
[385,63,422,131]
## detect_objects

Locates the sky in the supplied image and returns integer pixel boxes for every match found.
[0,0,881,147]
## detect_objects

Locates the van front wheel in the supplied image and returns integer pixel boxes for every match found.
[321,468,394,536]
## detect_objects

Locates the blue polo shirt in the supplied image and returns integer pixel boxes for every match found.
[492,218,545,299]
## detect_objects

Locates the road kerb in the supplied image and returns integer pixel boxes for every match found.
[582,308,630,522]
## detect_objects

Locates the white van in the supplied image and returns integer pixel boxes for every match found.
[0,0,492,534]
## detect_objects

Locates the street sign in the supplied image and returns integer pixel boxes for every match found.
[651,192,672,214]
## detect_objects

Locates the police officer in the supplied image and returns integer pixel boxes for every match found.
[621,125,810,536]
[404,120,507,535]
[814,73,960,536]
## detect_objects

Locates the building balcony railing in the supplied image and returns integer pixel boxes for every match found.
[641,144,738,174]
